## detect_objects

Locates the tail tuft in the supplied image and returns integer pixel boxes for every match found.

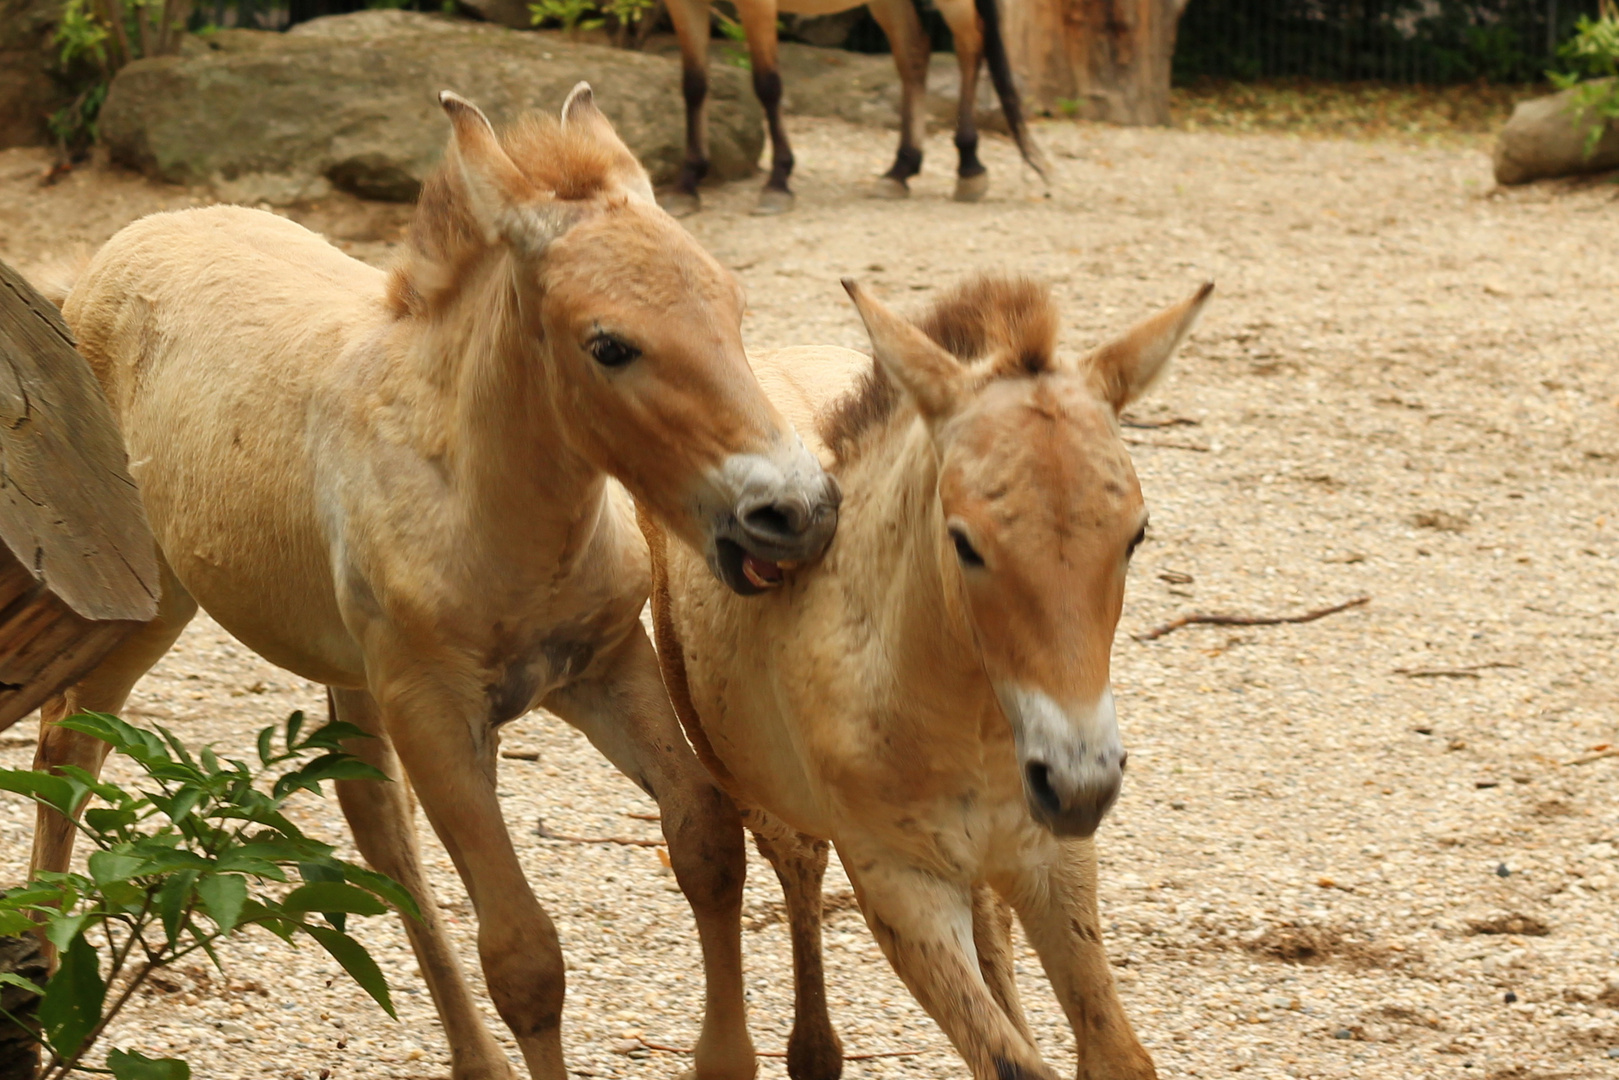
[975,0,1052,182]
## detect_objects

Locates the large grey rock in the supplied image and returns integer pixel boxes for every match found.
[0,0,67,148]
[100,11,763,203]
[1494,81,1619,185]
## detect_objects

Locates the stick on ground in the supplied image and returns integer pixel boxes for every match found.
[534,817,665,847]
[1133,596,1370,642]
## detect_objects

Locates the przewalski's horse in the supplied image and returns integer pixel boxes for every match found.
[644,275,1212,1080]
[35,86,839,1080]
[662,0,1049,216]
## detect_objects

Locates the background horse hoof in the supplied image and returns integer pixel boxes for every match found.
[752,188,796,215]
[658,190,702,218]
[868,177,910,200]
[953,173,990,203]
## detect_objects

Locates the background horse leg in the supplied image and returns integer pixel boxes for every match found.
[867,0,930,199]
[939,0,990,202]
[751,819,842,1080]
[738,0,795,215]
[662,0,713,216]
[1008,840,1157,1080]
[545,628,755,1080]
[971,884,1034,1044]
[31,561,196,905]
[842,852,1053,1080]
[330,687,517,1080]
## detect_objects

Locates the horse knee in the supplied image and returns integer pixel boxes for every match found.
[479,921,565,1038]
[665,784,745,911]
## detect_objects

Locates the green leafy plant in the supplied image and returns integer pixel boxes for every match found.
[1549,0,1619,156]
[528,0,656,46]
[0,711,418,1079]
[50,0,195,156]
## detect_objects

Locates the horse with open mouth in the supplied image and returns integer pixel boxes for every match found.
[644,274,1211,1080]
[32,85,839,1080]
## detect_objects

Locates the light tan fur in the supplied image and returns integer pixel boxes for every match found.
[646,275,1212,1080]
[31,86,843,1080]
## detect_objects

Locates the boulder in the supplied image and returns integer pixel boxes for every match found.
[0,0,67,148]
[99,11,763,203]
[1494,81,1619,185]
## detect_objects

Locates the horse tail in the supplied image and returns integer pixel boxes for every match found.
[27,250,90,309]
[973,0,1050,180]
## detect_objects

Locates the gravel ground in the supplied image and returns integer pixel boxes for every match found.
[1,108,1617,1080]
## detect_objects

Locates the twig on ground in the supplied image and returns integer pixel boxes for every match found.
[1393,662,1521,679]
[1122,436,1210,453]
[1121,415,1201,430]
[534,817,665,847]
[638,1040,922,1061]
[1565,746,1619,766]
[1133,596,1369,642]
[500,749,540,760]
[624,811,662,821]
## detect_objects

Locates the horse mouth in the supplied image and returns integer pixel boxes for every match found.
[713,538,788,596]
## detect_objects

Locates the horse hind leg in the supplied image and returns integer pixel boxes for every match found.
[662,0,713,217]
[867,0,929,199]
[944,3,990,203]
[330,687,517,1080]
[752,817,842,1080]
[32,561,197,887]
[738,0,795,215]
[972,883,1035,1045]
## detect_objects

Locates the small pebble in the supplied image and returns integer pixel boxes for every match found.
[1503,990,1517,1003]
[1333,1028,1354,1040]
[1607,1048,1619,1059]
[1495,863,1511,878]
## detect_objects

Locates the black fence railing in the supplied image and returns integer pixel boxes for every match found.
[1174,0,1601,82]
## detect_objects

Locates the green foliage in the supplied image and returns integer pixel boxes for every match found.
[49,0,195,155]
[528,0,654,45]
[0,711,418,1079]
[1549,0,1619,155]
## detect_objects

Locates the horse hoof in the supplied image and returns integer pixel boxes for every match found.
[868,177,910,200]
[953,173,990,203]
[752,188,795,216]
[658,190,701,218]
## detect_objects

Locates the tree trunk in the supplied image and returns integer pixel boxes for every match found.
[1003,0,1189,126]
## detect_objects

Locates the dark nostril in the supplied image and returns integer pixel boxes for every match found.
[1024,761,1062,817]
[742,500,805,539]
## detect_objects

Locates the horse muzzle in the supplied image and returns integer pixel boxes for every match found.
[998,685,1128,839]
[704,447,841,596]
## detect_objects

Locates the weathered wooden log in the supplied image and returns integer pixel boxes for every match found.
[0,258,159,732]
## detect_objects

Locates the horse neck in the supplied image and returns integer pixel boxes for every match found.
[407,252,607,550]
[842,418,995,723]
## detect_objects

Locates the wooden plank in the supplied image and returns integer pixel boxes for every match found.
[0,555,139,732]
[0,258,158,623]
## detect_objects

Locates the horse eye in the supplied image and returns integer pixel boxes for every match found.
[1127,525,1148,557]
[950,528,985,569]
[589,334,640,368]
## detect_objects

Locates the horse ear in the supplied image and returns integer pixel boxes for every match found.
[439,90,572,252]
[842,279,970,421]
[560,82,656,205]
[1080,282,1212,412]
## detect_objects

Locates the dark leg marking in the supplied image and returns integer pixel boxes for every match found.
[753,66,794,193]
[678,64,710,195]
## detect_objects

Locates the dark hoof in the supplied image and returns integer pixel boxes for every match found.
[953,172,990,203]
[752,188,795,216]
[868,176,910,200]
[658,189,701,218]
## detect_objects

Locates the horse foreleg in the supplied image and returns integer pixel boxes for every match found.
[867,0,929,199]
[842,850,1053,1080]
[663,0,713,216]
[940,0,989,202]
[971,884,1035,1045]
[752,819,842,1080]
[330,687,516,1080]
[738,0,794,215]
[1008,839,1156,1080]
[376,674,567,1080]
[545,628,756,1080]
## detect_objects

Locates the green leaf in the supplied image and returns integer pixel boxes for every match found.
[153,725,197,768]
[257,726,276,768]
[0,909,36,937]
[156,870,198,946]
[271,754,386,798]
[85,806,139,833]
[283,882,387,919]
[38,933,105,1058]
[196,875,247,934]
[297,861,347,932]
[43,911,90,955]
[292,718,371,752]
[107,1047,191,1080]
[0,971,44,996]
[88,850,146,887]
[0,769,78,816]
[303,923,396,1019]
[338,862,421,923]
[285,711,306,750]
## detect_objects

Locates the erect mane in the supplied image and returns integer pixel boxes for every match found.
[820,275,1060,464]
[386,113,629,317]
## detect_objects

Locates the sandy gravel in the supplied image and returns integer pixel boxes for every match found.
[1,109,1617,1080]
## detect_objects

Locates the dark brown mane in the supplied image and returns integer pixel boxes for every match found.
[820,275,1059,463]
[387,114,626,317]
